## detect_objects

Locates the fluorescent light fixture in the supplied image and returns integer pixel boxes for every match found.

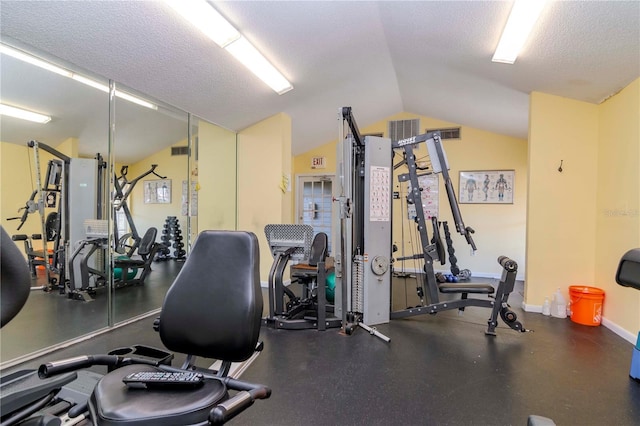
[115,91,158,110]
[164,0,240,47]
[492,0,548,64]
[71,75,158,110]
[225,36,293,95]
[0,44,72,77]
[1,43,158,110]
[71,74,109,92]
[0,103,51,123]
[165,0,293,94]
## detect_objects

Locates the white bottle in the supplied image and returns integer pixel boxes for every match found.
[542,297,551,316]
[551,288,567,318]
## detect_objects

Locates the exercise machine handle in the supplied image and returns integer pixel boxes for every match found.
[38,355,158,378]
[464,226,477,251]
[497,255,518,272]
[209,380,271,425]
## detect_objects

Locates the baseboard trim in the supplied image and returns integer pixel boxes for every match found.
[602,317,637,345]
[522,303,636,345]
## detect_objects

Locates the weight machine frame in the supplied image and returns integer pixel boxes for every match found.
[113,164,166,256]
[335,108,527,337]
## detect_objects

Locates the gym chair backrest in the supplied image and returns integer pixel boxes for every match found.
[308,232,328,267]
[1,226,31,327]
[159,230,262,362]
[138,227,158,256]
[616,248,640,290]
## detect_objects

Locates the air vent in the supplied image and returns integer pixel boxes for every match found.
[426,127,461,140]
[171,146,188,156]
[389,119,420,141]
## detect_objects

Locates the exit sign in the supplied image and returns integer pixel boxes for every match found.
[311,156,326,169]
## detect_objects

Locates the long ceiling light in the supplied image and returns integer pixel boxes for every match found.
[1,44,158,110]
[492,0,548,64]
[164,0,293,95]
[0,103,52,124]
[0,44,72,77]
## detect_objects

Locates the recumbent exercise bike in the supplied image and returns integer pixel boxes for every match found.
[1,226,271,425]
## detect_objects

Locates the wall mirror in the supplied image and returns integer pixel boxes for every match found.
[0,43,111,365]
[111,82,189,324]
[0,43,238,367]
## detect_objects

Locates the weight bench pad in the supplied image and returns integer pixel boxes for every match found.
[439,283,494,294]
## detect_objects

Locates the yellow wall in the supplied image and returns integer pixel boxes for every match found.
[237,113,293,279]
[197,121,237,232]
[595,78,640,337]
[528,80,640,341]
[293,112,528,279]
[527,92,599,307]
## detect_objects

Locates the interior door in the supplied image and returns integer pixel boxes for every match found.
[297,175,334,254]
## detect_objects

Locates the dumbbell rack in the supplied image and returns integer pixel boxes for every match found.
[159,216,186,261]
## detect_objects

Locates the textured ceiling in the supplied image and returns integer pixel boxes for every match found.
[1,1,638,161]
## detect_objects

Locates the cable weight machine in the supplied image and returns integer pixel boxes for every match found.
[334,108,527,340]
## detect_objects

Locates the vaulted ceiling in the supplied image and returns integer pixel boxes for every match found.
[1,1,638,162]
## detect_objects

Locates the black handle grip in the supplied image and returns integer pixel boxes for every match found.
[498,256,518,272]
[464,227,477,251]
[38,354,158,378]
[39,356,95,378]
[209,391,254,424]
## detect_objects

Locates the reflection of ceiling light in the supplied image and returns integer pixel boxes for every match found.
[0,103,51,123]
[1,43,158,110]
[71,74,109,92]
[492,0,548,64]
[165,0,293,95]
[0,44,72,77]
[72,76,158,110]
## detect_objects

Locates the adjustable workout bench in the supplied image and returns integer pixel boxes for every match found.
[263,224,341,331]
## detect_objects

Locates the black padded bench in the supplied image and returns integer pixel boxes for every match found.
[439,283,494,294]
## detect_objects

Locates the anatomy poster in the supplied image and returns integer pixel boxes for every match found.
[407,174,439,219]
[459,170,514,204]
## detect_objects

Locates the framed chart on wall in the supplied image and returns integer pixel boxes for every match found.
[144,179,172,204]
[459,170,514,204]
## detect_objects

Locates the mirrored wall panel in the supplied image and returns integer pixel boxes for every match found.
[111,83,189,324]
[0,43,239,367]
[0,44,110,364]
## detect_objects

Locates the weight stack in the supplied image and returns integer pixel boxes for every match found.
[159,216,186,261]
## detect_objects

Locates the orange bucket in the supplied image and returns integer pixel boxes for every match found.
[569,286,605,326]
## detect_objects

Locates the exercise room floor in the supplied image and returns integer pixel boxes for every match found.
[5,277,639,425]
[0,260,182,362]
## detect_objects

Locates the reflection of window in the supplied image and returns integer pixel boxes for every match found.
[116,208,128,236]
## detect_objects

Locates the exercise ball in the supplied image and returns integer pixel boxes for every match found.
[325,271,336,303]
[114,255,137,280]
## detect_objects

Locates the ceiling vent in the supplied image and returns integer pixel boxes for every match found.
[171,146,189,156]
[388,119,420,141]
[426,127,461,140]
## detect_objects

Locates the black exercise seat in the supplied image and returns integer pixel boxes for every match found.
[439,283,495,294]
[1,226,78,424]
[291,232,330,279]
[11,212,59,277]
[88,230,265,425]
[113,227,163,286]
